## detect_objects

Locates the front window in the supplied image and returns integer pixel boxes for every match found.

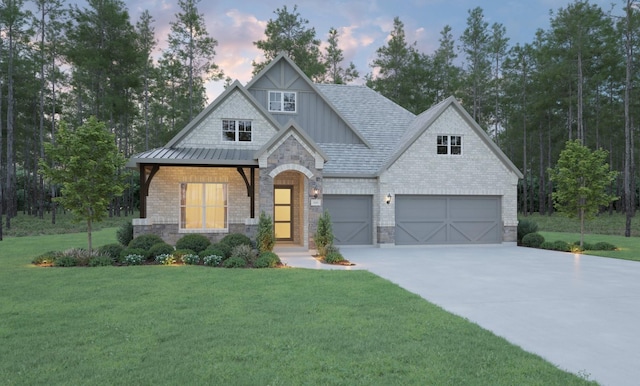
[180,183,227,231]
[437,135,462,155]
[222,119,252,142]
[269,91,296,112]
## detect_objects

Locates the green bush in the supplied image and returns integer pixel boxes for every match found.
[149,242,174,259]
[98,243,124,260]
[176,234,211,253]
[254,252,280,268]
[223,256,248,268]
[325,251,345,264]
[155,254,176,265]
[230,244,256,266]
[182,254,201,265]
[117,221,134,246]
[124,254,144,265]
[521,232,544,248]
[593,241,616,251]
[203,254,223,267]
[220,233,252,249]
[256,212,275,253]
[53,255,78,267]
[128,234,164,252]
[88,255,114,267]
[551,240,571,252]
[539,241,554,250]
[203,243,232,259]
[517,219,538,243]
[314,210,334,257]
[32,251,60,265]
[172,249,196,260]
[120,248,146,262]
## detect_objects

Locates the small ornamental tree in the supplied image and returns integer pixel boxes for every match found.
[549,140,618,248]
[40,117,128,253]
[314,210,334,257]
[256,211,275,253]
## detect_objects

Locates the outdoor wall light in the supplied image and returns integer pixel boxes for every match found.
[385,193,392,204]
[313,188,319,199]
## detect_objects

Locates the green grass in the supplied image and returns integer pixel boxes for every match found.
[0,230,594,385]
[523,213,640,262]
[3,211,136,237]
[522,212,640,236]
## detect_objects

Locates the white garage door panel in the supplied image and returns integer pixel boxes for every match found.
[396,196,501,244]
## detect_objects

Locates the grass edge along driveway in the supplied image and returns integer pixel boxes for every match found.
[0,229,595,385]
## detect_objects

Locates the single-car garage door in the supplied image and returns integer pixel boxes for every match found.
[396,195,501,244]
[324,195,373,245]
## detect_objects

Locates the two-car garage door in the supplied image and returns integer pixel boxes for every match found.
[395,195,501,245]
[324,194,501,245]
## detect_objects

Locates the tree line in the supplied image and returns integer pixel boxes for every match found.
[0,0,638,240]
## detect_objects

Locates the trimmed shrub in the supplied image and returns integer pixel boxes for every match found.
[593,241,616,251]
[149,242,174,259]
[124,254,144,265]
[155,254,176,265]
[203,243,232,259]
[517,219,538,244]
[117,221,134,246]
[521,232,544,248]
[53,255,78,267]
[32,251,60,265]
[120,248,146,262]
[540,241,554,250]
[314,210,334,257]
[551,240,571,252]
[254,252,280,268]
[325,251,345,264]
[98,243,124,260]
[230,244,256,266]
[88,255,114,267]
[203,254,223,267]
[172,249,196,260]
[220,233,252,249]
[223,256,247,268]
[128,234,164,252]
[256,212,275,253]
[176,234,211,253]
[182,254,201,265]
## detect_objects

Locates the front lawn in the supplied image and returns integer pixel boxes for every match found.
[540,231,640,261]
[0,230,594,385]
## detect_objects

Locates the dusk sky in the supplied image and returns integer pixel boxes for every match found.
[120,0,622,101]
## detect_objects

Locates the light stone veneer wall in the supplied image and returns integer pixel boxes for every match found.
[136,166,258,244]
[379,108,520,243]
[177,91,278,149]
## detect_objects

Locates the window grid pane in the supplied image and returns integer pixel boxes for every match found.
[222,119,236,141]
[269,92,282,111]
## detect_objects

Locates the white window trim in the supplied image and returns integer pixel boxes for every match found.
[437,135,463,156]
[268,91,297,113]
[179,182,228,233]
[222,119,252,142]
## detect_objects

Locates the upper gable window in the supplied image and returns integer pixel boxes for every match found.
[269,91,296,113]
[437,135,462,155]
[222,119,252,142]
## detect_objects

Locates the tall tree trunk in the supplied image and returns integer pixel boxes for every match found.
[6,18,16,229]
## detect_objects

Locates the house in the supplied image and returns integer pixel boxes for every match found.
[127,53,523,249]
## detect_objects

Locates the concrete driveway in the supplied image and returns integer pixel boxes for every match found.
[279,245,640,386]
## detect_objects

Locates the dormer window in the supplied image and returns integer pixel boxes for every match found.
[222,119,252,142]
[269,91,296,112]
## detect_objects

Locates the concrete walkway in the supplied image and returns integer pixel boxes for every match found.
[278,245,640,386]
